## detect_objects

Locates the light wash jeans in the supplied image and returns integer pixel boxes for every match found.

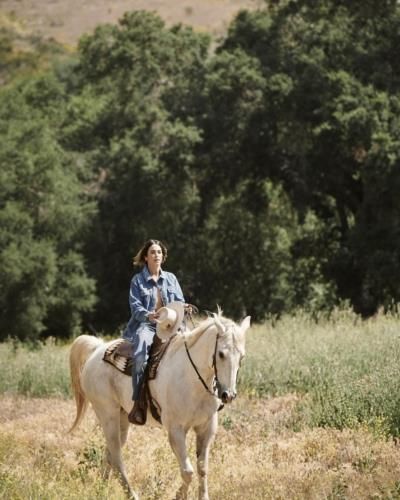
[130,321,156,400]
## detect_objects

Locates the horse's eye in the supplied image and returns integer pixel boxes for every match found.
[218,351,225,360]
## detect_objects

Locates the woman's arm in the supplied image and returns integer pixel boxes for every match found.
[171,273,185,302]
[129,278,151,322]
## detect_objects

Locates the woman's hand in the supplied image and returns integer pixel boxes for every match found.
[147,311,160,323]
[184,303,196,315]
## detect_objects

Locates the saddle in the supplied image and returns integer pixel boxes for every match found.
[103,335,175,424]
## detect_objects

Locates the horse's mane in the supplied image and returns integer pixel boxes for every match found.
[168,317,213,354]
[169,311,238,355]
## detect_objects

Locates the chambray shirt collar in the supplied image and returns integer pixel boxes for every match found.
[142,265,165,282]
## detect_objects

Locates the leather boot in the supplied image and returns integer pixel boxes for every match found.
[128,400,146,425]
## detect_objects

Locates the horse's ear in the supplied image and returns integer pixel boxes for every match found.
[213,313,225,334]
[240,316,251,332]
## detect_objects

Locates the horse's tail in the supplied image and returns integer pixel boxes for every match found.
[69,334,103,433]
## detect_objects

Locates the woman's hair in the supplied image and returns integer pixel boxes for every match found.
[133,239,168,266]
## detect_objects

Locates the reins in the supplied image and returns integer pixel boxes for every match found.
[185,304,199,330]
[183,323,220,400]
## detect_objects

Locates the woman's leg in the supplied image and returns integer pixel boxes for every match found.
[129,323,155,424]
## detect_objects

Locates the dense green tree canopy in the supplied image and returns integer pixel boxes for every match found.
[2,2,400,339]
[218,0,400,314]
[0,76,96,340]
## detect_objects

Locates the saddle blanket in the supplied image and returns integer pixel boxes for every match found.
[103,338,133,376]
[102,336,172,379]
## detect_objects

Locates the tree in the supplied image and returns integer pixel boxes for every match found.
[211,0,400,314]
[197,180,298,319]
[61,12,210,330]
[0,75,96,340]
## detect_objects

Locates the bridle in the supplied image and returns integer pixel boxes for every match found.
[183,317,243,406]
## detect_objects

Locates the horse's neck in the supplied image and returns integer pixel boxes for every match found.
[184,325,216,380]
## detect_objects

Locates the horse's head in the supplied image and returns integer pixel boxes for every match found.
[212,313,251,404]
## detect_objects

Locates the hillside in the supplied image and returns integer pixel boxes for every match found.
[0,0,263,46]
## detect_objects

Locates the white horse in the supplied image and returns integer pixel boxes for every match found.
[69,312,251,500]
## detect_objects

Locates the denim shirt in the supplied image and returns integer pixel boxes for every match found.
[122,265,185,341]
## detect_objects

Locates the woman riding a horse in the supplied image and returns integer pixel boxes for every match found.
[122,239,186,425]
[69,238,251,500]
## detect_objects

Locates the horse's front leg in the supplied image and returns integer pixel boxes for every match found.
[194,414,217,500]
[168,425,194,499]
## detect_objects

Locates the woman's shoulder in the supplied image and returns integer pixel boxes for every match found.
[162,270,178,281]
[131,267,147,283]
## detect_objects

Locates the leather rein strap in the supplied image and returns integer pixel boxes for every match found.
[184,330,220,399]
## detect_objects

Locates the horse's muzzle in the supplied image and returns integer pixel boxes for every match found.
[221,390,236,404]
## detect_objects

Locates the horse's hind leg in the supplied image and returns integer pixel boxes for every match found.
[92,403,138,500]
[102,409,129,481]
[168,425,194,499]
[194,415,217,500]
[100,408,128,482]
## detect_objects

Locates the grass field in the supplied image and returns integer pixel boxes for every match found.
[1,309,400,498]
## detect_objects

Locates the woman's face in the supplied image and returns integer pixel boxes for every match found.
[145,243,163,267]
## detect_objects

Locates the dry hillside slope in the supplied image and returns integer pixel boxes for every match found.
[1,0,263,46]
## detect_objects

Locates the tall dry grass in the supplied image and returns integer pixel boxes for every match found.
[1,395,400,499]
[241,308,400,436]
[0,337,70,397]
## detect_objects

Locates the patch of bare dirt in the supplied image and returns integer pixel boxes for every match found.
[0,0,263,46]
